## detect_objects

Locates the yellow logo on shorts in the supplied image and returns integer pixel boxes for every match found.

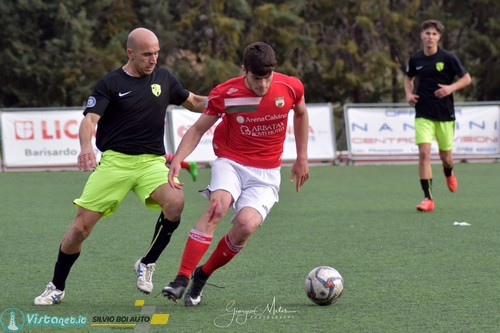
[151,84,161,97]
[436,62,444,72]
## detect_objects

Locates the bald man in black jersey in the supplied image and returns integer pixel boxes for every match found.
[35,28,207,305]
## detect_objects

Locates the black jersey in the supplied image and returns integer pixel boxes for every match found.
[405,48,468,121]
[83,67,189,155]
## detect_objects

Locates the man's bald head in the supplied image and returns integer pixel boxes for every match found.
[127,28,159,50]
[123,27,160,77]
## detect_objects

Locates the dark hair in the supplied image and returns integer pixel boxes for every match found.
[421,19,445,33]
[242,42,277,77]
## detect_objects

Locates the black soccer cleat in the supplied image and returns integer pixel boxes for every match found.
[184,266,209,307]
[162,276,188,303]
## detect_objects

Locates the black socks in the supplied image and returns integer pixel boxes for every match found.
[443,165,453,177]
[52,245,80,291]
[142,212,180,265]
[420,179,433,199]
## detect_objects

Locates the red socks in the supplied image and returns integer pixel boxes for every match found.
[177,231,244,279]
[178,229,212,278]
[202,234,243,275]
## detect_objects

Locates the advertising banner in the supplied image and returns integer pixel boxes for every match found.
[0,109,98,170]
[345,104,500,161]
[169,103,336,163]
[1,104,336,170]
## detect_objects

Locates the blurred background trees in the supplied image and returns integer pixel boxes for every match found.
[0,0,498,108]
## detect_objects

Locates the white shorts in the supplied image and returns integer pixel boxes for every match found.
[203,157,281,223]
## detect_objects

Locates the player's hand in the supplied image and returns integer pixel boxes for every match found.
[406,94,419,106]
[78,148,96,171]
[435,84,452,98]
[290,159,309,192]
[168,160,184,189]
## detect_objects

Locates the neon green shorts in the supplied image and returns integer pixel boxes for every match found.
[415,117,455,151]
[74,150,176,218]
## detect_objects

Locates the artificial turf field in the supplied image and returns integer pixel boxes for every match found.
[1,162,499,332]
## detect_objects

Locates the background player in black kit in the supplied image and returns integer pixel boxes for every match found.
[34,27,207,305]
[404,19,471,212]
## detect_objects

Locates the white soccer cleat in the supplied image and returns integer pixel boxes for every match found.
[134,259,155,294]
[34,282,65,305]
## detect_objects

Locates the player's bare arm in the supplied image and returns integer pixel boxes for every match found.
[181,92,207,113]
[77,112,100,171]
[290,100,310,192]
[168,113,218,188]
[435,73,472,98]
[404,76,419,106]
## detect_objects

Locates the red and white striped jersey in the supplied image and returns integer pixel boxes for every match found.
[204,72,304,168]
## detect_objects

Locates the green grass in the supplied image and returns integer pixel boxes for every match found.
[1,163,499,332]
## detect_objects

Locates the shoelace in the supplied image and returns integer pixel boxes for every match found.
[200,281,224,290]
[41,284,56,297]
[210,282,224,288]
[144,264,155,283]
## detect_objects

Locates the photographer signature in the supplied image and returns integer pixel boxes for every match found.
[213,297,297,328]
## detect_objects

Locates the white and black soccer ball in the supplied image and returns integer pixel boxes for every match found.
[305,266,344,306]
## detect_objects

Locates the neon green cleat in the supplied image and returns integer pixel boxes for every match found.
[188,162,198,182]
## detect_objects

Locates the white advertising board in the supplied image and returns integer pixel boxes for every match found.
[0,104,336,170]
[0,110,97,170]
[169,103,335,163]
[345,104,500,161]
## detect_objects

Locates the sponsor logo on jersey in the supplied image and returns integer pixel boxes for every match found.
[227,88,238,95]
[118,91,132,97]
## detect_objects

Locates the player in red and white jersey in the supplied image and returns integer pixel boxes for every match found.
[207,71,304,168]
[162,42,310,306]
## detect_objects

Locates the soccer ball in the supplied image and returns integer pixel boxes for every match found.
[305,266,344,306]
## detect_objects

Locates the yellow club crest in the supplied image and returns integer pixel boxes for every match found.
[151,84,161,97]
[436,62,444,72]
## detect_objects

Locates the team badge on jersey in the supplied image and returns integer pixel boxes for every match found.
[274,97,285,108]
[151,84,161,97]
[436,62,444,72]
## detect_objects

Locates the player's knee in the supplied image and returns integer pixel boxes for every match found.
[162,204,184,221]
[235,223,256,240]
[441,154,453,166]
[163,198,184,220]
[419,150,431,160]
[229,222,258,246]
[170,193,184,209]
[67,224,91,243]
[442,161,453,169]
[207,199,228,222]
[238,215,261,235]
